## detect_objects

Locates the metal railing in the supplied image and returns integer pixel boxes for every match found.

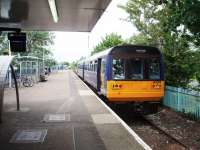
[164,86,200,119]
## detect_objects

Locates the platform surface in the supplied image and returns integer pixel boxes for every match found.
[0,70,149,150]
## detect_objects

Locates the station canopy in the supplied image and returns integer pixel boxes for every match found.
[0,0,111,32]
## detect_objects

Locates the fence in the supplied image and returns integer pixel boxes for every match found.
[164,86,200,119]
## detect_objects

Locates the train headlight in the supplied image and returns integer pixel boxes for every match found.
[152,81,161,89]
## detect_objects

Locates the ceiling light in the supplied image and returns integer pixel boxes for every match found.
[48,0,59,23]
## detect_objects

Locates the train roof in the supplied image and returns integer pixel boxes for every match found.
[79,45,161,63]
[78,47,112,64]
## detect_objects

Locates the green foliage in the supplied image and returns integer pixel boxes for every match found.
[91,33,124,55]
[122,0,200,87]
[126,33,157,46]
[0,31,57,67]
[26,31,56,67]
[62,61,70,66]
[23,31,55,58]
[45,58,58,67]
[0,33,9,55]
[70,61,78,71]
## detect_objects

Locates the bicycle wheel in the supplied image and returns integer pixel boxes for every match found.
[23,79,30,87]
[28,79,34,87]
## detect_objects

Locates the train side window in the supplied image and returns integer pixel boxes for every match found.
[100,58,106,75]
[112,59,125,79]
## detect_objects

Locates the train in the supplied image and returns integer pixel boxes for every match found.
[76,45,164,113]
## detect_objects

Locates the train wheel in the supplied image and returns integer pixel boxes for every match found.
[151,103,159,114]
[143,103,159,115]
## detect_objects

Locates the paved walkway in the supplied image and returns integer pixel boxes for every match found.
[0,70,148,150]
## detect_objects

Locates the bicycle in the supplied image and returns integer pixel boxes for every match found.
[21,76,34,87]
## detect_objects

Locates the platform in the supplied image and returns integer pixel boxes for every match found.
[0,70,151,150]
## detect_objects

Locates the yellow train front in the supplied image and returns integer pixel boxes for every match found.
[77,45,164,112]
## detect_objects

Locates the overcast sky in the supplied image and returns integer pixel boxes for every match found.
[52,0,137,63]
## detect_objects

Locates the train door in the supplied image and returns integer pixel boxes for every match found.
[97,58,101,92]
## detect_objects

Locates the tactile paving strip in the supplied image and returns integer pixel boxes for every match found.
[42,114,70,123]
[79,90,94,96]
[10,129,47,143]
[91,114,120,124]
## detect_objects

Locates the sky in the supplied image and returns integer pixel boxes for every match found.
[52,0,138,63]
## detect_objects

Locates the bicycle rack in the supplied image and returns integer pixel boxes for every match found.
[0,56,20,123]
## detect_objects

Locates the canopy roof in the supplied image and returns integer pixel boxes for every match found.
[0,0,111,32]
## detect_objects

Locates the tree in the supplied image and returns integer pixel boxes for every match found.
[22,31,55,58]
[126,33,157,46]
[0,31,55,57]
[46,58,57,67]
[62,61,70,67]
[0,33,9,55]
[0,31,56,65]
[91,33,125,55]
[70,61,78,70]
[121,0,200,87]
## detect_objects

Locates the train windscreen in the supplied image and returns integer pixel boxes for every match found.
[112,57,160,80]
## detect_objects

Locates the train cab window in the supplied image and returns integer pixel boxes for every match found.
[149,58,160,79]
[112,59,125,79]
[126,58,143,79]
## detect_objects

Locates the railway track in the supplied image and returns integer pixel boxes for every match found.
[110,104,188,150]
[141,115,188,150]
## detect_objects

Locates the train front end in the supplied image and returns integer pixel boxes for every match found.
[106,46,164,102]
